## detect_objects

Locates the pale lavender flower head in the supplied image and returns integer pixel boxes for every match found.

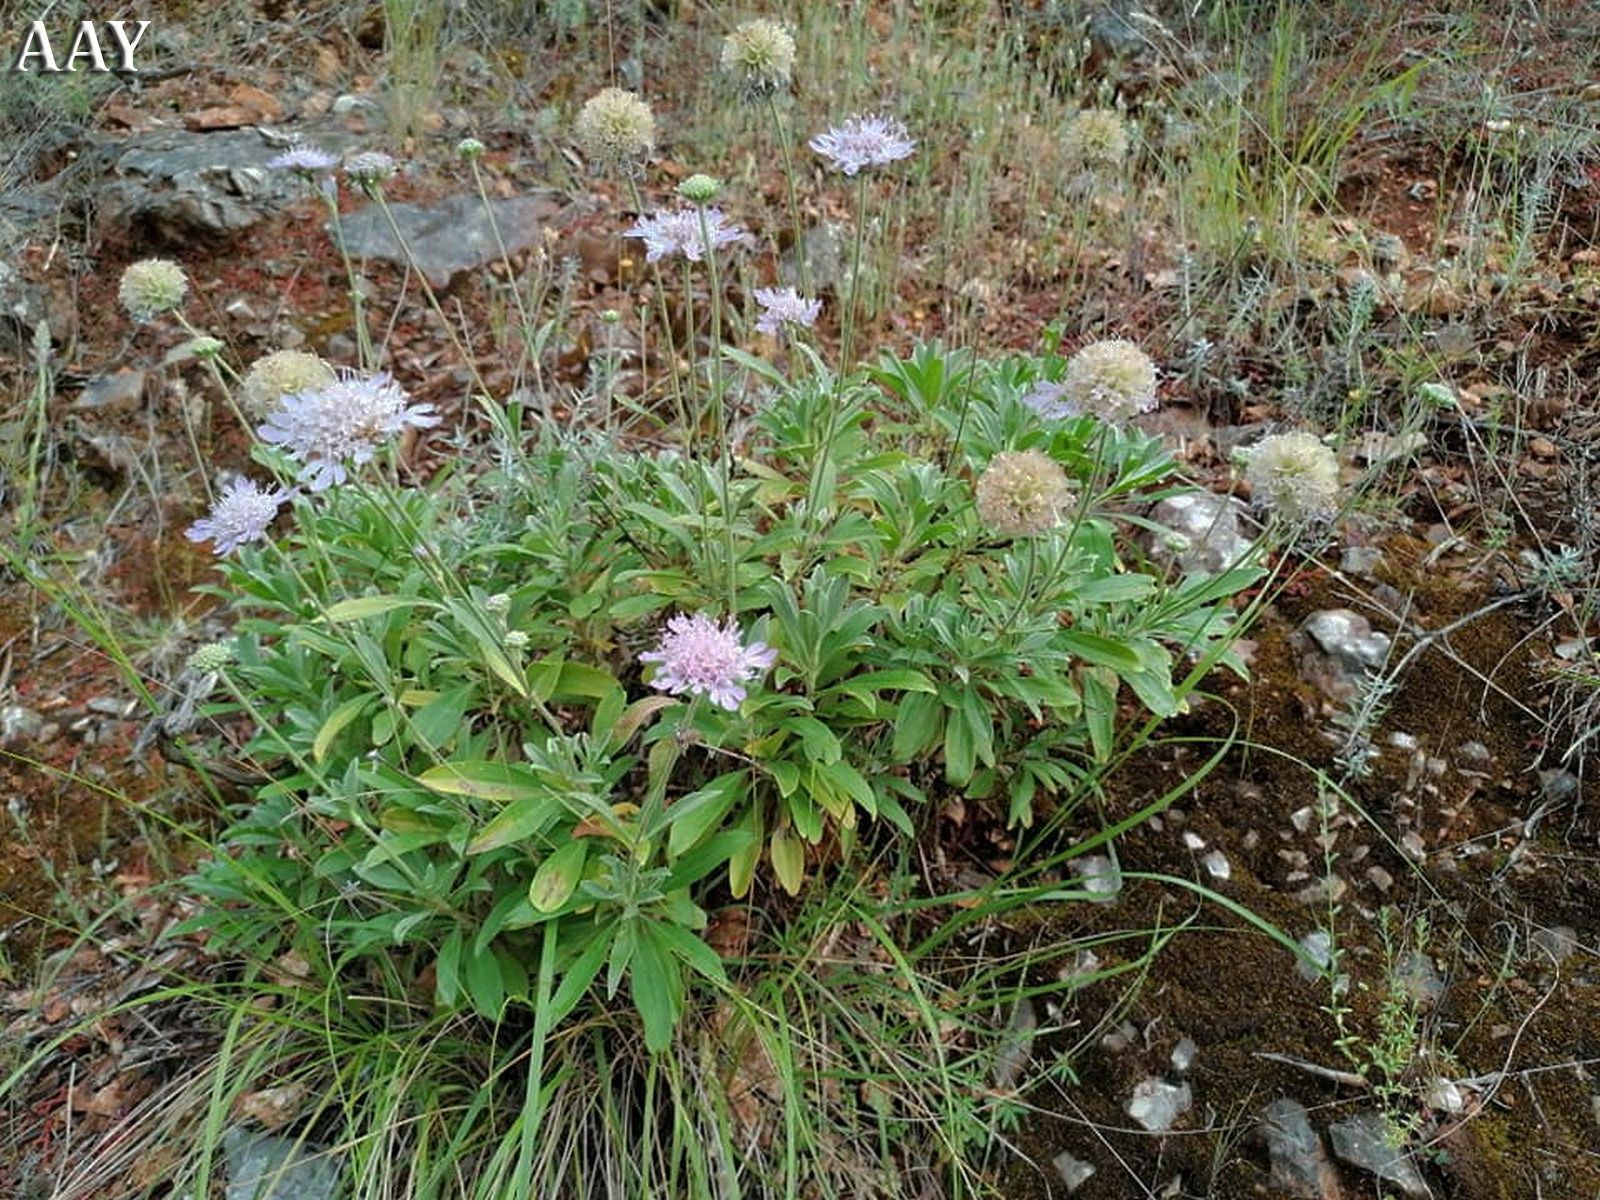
[1021,380,1078,420]
[626,207,745,263]
[257,371,440,492]
[809,114,915,175]
[753,287,821,336]
[186,477,290,555]
[639,612,777,711]
[267,144,340,176]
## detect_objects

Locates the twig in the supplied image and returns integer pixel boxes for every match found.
[1252,1050,1369,1089]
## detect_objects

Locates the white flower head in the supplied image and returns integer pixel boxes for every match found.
[1062,109,1130,170]
[241,350,337,417]
[640,612,777,711]
[810,113,916,175]
[574,88,656,173]
[753,286,821,336]
[626,207,745,263]
[721,19,796,98]
[1053,339,1159,422]
[1246,431,1340,522]
[975,450,1074,536]
[257,371,440,491]
[186,477,290,555]
[119,259,188,322]
[345,150,398,190]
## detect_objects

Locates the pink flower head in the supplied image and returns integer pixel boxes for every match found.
[809,114,915,175]
[639,612,777,711]
[626,207,745,263]
[185,477,290,555]
[753,287,821,336]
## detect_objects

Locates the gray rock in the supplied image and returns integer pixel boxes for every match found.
[1292,609,1392,701]
[1258,1099,1339,1199]
[1327,1110,1429,1197]
[224,1126,341,1200]
[1125,1079,1191,1132]
[1531,925,1579,964]
[102,129,310,243]
[1339,545,1384,576]
[1538,769,1579,804]
[1393,952,1444,1008]
[1296,930,1333,980]
[1148,492,1254,575]
[1170,1036,1197,1073]
[1201,850,1231,881]
[1075,854,1122,902]
[0,704,46,746]
[992,996,1037,1090]
[0,260,49,349]
[72,370,147,413]
[1052,1149,1096,1192]
[1086,4,1153,59]
[329,192,561,289]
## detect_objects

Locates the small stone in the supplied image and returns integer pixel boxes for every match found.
[1052,1149,1096,1193]
[1425,1077,1465,1113]
[1400,831,1426,861]
[86,696,134,717]
[1339,545,1384,576]
[992,997,1037,1090]
[1366,865,1394,891]
[1290,806,1316,833]
[1201,850,1231,881]
[72,370,147,412]
[1296,931,1333,981]
[1292,609,1393,701]
[1538,769,1579,804]
[0,704,45,745]
[1170,1036,1197,1073]
[1393,952,1444,1007]
[1327,1110,1429,1197]
[1075,855,1122,902]
[1101,1019,1139,1053]
[1125,1079,1192,1133]
[1059,948,1102,988]
[1388,731,1418,751]
[1147,492,1254,575]
[1456,740,1491,766]
[1531,925,1578,964]
[1182,831,1206,851]
[1258,1098,1339,1200]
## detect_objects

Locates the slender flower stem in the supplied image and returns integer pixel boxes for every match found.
[624,178,690,450]
[805,171,870,527]
[468,158,548,420]
[321,190,375,372]
[767,93,809,295]
[696,205,740,617]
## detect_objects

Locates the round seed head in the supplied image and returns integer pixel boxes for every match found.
[677,173,722,204]
[456,136,486,159]
[1246,432,1341,522]
[1062,109,1130,170]
[241,350,338,418]
[575,88,657,173]
[1059,339,1158,422]
[186,641,236,675]
[975,449,1074,536]
[119,258,189,322]
[721,19,796,98]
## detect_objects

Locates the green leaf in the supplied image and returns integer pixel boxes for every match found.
[785,715,842,765]
[826,669,937,702]
[418,761,548,802]
[1058,631,1144,672]
[770,829,804,894]
[466,795,561,855]
[814,760,877,816]
[321,595,434,622]
[1081,666,1118,762]
[548,925,611,1024]
[313,694,373,763]
[436,927,463,1008]
[630,925,681,1052]
[1071,575,1157,605]
[666,772,746,856]
[959,689,996,769]
[651,920,729,983]
[464,946,506,1018]
[530,840,588,912]
[728,806,763,899]
[943,702,974,785]
[892,690,943,762]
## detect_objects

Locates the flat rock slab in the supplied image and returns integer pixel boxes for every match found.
[1327,1109,1429,1197]
[224,1126,341,1200]
[329,193,561,289]
[103,129,306,243]
[1258,1098,1340,1199]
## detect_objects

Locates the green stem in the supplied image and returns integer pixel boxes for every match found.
[805,171,870,527]
[696,204,740,618]
[767,93,809,295]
